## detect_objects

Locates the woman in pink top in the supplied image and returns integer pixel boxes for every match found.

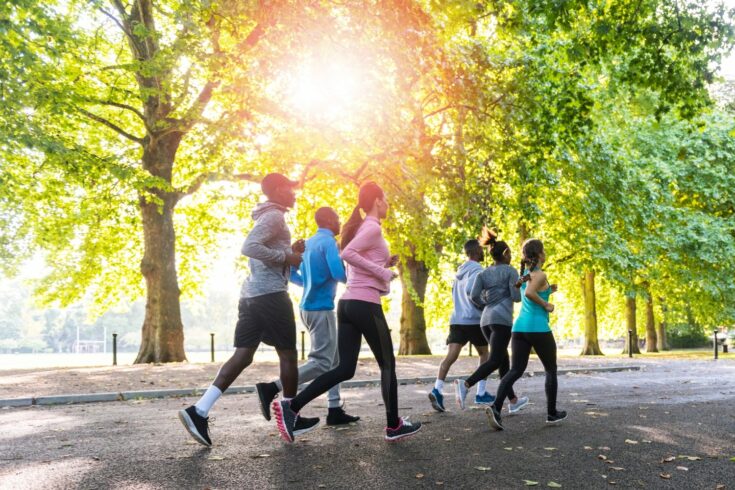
[273,182,422,443]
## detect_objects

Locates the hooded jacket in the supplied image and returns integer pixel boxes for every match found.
[469,264,521,327]
[240,202,293,298]
[449,260,484,325]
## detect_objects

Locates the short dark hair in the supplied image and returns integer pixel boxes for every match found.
[315,207,338,227]
[464,239,482,257]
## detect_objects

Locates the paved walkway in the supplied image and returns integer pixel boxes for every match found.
[1,359,733,489]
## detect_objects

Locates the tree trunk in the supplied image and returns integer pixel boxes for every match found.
[645,291,658,353]
[135,134,187,363]
[398,255,431,355]
[656,297,669,351]
[580,270,603,355]
[622,293,641,354]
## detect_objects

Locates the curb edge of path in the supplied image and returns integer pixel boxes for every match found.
[0,365,640,408]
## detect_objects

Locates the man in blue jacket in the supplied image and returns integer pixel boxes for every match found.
[256,207,360,426]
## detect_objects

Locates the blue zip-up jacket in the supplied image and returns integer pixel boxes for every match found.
[449,260,484,325]
[290,228,347,311]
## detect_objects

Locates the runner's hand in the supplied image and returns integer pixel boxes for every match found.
[390,271,399,281]
[387,255,399,267]
[544,302,555,313]
[550,284,558,293]
[292,239,306,254]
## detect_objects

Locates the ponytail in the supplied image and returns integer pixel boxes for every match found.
[341,181,385,249]
[340,206,364,249]
[480,226,510,262]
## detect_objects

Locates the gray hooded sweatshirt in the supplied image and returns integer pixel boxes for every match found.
[469,264,521,327]
[449,261,484,325]
[240,202,293,299]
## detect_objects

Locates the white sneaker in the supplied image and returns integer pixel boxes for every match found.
[454,379,468,410]
[508,396,529,415]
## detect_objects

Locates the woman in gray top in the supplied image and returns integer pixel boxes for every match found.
[454,230,529,413]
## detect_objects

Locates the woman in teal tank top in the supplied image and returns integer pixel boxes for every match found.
[486,239,567,431]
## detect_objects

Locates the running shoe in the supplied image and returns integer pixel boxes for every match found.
[385,417,422,442]
[454,379,468,410]
[428,388,446,412]
[293,415,320,436]
[272,399,297,443]
[178,405,212,447]
[508,396,529,415]
[486,405,504,431]
[474,392,496,405]
[326,406,360,425]
[255,382,279,421]
[546,410,568,425]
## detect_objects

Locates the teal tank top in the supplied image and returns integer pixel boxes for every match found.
[512,278,552,333]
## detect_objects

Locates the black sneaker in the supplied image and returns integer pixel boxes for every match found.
[293,415,320,436]
[326,406,360,426]
[178,405,212,447]
[256,382,279,421]
[384,417,422,442]
[486,405,504,431]
[272,399,297,443]
[546,410,567,425]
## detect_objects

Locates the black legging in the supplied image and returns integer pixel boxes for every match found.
[464,324,516,400]
[492,331,558,416]
[289,299,399,428]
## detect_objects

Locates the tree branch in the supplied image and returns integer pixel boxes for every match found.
[85,97,146,123]
[99,7,133,39]
[180,171,258,196]
[78,108,145,144]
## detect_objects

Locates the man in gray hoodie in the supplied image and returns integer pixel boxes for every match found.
[179,173,319,447]
[428,240,492,413]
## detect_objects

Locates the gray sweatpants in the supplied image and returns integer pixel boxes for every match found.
[275,309,342,408]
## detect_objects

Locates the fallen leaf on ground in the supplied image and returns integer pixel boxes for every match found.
[609,467,624,471]
[547,482,562,488]
[716,485,725,489]
[544,447,557,451]
[250,454,270,459]
[677,455,701,461]
[584,446,593,450]
[731,457,735,462]
[642,440,651,443]
[444,438,451,441]
[675,466,688,472]
[624,439,638,444]
[207,456,225,461]
[435,482,444,486]
[662,456,676,462]
[504,447,513,451]
[523,480,539,486]
[598,446,611,451]
[474,467,492,472]
[416,473,424,479]
[598,455,607,461]
[659,474,671,480]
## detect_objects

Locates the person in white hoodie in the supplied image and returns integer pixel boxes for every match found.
[428,239,491,412]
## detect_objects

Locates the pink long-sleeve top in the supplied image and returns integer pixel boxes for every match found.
[340,216,393,305]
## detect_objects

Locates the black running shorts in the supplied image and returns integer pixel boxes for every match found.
[234,292,296,351]
[446,324,488,347]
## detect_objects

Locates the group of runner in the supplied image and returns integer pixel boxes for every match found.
[178,174,565,447]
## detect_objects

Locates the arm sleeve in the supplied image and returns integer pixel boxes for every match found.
[340,224,394,282]
[509,268,521,302]
[325,241,347,283]
[289,265,304,287]
[241,211,287,264]
[470,272,486,308]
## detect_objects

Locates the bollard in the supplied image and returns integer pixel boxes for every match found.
[468,343,473,357]
[210,333,215,363]
[301,331,306,361]
[714,330,718,360]
[628,329,633,358]
[112,333,117,366]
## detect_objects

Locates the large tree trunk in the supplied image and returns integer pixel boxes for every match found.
[135,134,187,363]
[398,256,431,355]
[580,270,603,355]
[645,291,658,353]
[656,297,669,351]
[622,293,641,354]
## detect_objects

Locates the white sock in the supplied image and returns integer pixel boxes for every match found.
[194,385,222,418]
[477,380,487,396]
[434,379,444,392]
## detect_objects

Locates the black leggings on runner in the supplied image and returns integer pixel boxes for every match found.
[289,299,399,428]
[464,324,516,400]
[492,331,558,415]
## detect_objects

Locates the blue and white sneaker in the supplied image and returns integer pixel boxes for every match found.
[454,379,468,410]
[475,392,496,405]
[428,388,446,412]
[508,396,529,415]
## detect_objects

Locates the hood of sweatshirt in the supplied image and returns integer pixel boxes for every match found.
[252,201,288,220]
[456,260,483,280]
